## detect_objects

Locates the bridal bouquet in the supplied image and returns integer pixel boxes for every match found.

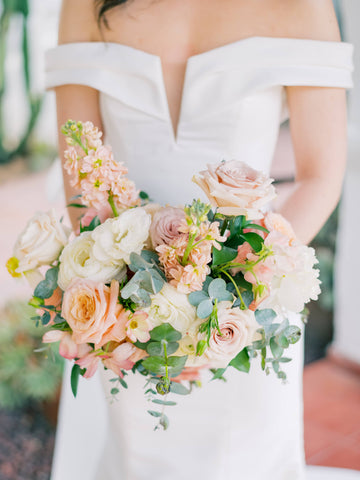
[7,120,321,429]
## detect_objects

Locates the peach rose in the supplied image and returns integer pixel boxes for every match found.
[192,160,276,220]
[61,279,125,345]
[150,206,185,248]
[205,301,259,368]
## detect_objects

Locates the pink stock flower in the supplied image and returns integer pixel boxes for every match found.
[82,121,103,150]
[61,279,124,345]
[263,212,297,244]
[169,264,210,293]
[125,311,151,343]
[111,177,140,210]
[64,146,83,188]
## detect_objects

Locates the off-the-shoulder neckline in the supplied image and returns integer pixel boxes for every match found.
[51,36,353,64]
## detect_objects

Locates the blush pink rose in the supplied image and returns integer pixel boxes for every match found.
[150,206,185,248]
[205,301,259,368]
[192,160,276,220]
[61,279,124,345]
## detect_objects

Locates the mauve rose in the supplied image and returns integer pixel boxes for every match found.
[205,301,259,368]
[150,206,185,248]
[192,160,276,220]
[61,279,124,345]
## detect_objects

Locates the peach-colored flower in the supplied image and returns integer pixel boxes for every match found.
[244,253,273,286]
[64,146,82,188]
[102,342,139,376]
[125,311,151,343]
[76,351,100,378]
[193,160,276,220]
[169,264,209,293]
[111,177,140,210]
[61,279,124,345]
[156,234,187,271]
[42,330,91,360]
[82,121,103,150]
[188,241,212,266]
[205,301,259,367]
[80,205,113,230]
[172,366,206,383]
[150,206,186,248]
[198,221,226,249]
[264,212,297,244]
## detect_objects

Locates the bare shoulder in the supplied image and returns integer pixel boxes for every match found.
[58,0,99,44]
[271,0,341,42]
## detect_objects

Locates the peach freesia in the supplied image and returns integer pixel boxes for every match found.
[76,351,100,378]
[192,160,276,220]
[102,342,140,376]
[61,279,124,345]
[42,330,92,360]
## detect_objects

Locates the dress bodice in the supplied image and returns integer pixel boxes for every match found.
[45,37,353,205]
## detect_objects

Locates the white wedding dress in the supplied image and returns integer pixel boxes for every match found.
[45,37,357,480]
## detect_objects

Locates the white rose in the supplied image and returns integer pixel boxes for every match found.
[91,207,151,265]
[58,232,125,290]
[14,209,70,273]
[175,318,209,367]
[144,284,197,335]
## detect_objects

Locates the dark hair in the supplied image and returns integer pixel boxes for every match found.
[95,0,129,26]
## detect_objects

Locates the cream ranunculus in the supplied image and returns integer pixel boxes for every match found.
[91,207,151,265]
[58,231,125,290]
[13,209,70,273]
[144,283,197,335]
[192,160,276,220]
[205,301,259,368]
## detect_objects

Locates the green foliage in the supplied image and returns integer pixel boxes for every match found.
[33,267,59,299]
[79,216,101,233]
[189,278,233,319]
[0,301,64,409]
[121,252,165,307]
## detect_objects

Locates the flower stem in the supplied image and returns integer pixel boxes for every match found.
[220,269,246,309]
[182,233,196,266]
[108,193,119,217]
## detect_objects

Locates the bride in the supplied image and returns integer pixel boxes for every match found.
[46,0,355,479]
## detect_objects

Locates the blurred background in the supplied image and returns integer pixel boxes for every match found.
[0,0,359,479]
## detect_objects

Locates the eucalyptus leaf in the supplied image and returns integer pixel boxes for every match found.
[147,410,162,418]
[150,323,182,342]
[211,367,227,380]
[160,414,170,430]
[188,290,209,307]
[169,382,191,395]
[284,326,302,344]
[34,267,59,299]
[142,356,166,375]
[111,387,119,395]
[208,278,234,302]
[41,311,51,326]
[197,299,214,319]
[152,399,177,406]
[255,309,277,326]
[270,337,284,359]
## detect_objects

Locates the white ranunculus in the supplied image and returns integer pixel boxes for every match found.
[144,284,197,335]
[58,232,125,290]
[14,209,70,273]
[91,207,151,265]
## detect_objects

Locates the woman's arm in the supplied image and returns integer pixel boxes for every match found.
[277,0,347,244]
[55,0,102,230]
